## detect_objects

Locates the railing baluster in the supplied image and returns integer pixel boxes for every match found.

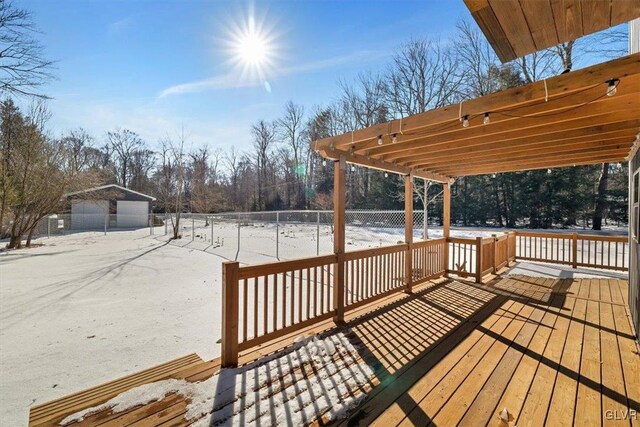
[313,266,318,316]
[273,273,278,332]
[320,264,325,314]
[242,278,248,342]
[282,272,287,328]
[306,267,311,320]
[262,275,268,334]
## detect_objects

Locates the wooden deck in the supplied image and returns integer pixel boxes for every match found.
[30,276,639,426]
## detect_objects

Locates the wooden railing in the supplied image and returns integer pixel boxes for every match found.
[221,239,449,366]
[412,238,447,284]
[515,231,573,265]
[344,243,406,309]
[447,237,478,279]
[448,232,517,283]
[222,254,337,365]
[515,231,628,271]
[222,230,626,366]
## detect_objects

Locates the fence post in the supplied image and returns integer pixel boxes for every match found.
[47,217,51,238]
[165,213,168,235]
[316,211,320,256]
[475,237,483,283]
[572,232,578,268]
[104,214,107,236]
[192,216,195,241]
[211,218,214,243]
[221,261,239,367]
[149,214,153,235]
[276,211,280,260]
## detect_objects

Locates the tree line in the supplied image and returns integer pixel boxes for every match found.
[0,0,630,248]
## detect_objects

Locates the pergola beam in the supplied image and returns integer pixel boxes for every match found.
[413,141,633,170]
[317,147,451,183]
[313,53,640,152]
[441,153,626,176]
[372,97,639,160]
[399,125,640,165]
[357,77,640,156]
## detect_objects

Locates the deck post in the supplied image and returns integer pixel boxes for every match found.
[404,173,414,292]
[333,157,346,324]
[475,237,483,283]
[491,234,498,274]
[443,183,451,276]
[572,232,578,268]
[221,261,239,367]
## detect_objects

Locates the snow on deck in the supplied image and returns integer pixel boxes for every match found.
[505,260,628,279]
[60,333,373,426]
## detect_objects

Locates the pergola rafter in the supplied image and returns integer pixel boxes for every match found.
[312,53,640,180]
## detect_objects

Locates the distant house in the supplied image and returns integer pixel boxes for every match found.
[64,184,156,230]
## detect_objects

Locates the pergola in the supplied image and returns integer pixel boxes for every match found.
[312,53,640,321]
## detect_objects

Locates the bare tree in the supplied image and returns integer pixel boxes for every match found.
[129,148,155,193]
[277,101,306,207]
[386,37,461,116]
[107,128,143,188]
[515,49,561,83]
[0,0,54,98]
[225,146,240,210]
[210,147,224,185]
[251,120,276,210]
[62,128,94,175]
[190,147,220,221]
[155,132,186,240]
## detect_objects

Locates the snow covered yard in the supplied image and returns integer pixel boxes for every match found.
[0,230,223,426]
[0,223,629,426]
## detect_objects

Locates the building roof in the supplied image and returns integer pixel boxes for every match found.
[64,184,157,201]
[312,53,640,181]
[463,0,640,63]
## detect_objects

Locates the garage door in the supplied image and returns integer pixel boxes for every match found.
[117,200,149,228]
[71,200,108,229]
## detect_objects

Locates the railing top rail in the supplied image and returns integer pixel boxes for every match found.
[238,254,337,280]
[344,243,408,261]
[515,231,574,239]
[412,237,447,247]
[447,237,477,244]
[515,230,628,242]
[575,234,628,242]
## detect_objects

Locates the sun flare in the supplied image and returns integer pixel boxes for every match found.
[225,12,280,86]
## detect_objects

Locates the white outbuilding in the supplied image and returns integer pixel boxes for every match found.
[65,184,156,230]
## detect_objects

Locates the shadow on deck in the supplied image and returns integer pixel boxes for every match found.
[29,275,639,426]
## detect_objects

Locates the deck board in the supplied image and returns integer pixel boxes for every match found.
[29,276,638,427]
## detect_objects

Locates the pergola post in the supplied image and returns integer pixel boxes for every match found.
[404,173,414,293]
[333,156,346,324]
[443,182,451,276]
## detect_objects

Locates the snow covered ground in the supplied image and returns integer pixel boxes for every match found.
[0,224,629,426]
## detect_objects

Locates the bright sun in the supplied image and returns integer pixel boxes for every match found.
[236,24,267,66]
[226,13,279,85]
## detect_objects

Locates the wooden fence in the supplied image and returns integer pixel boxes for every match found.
[222,230,627,366]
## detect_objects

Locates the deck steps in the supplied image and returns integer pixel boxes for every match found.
[28,353,205,427]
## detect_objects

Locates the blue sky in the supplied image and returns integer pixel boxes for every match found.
[24,0,475,151]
